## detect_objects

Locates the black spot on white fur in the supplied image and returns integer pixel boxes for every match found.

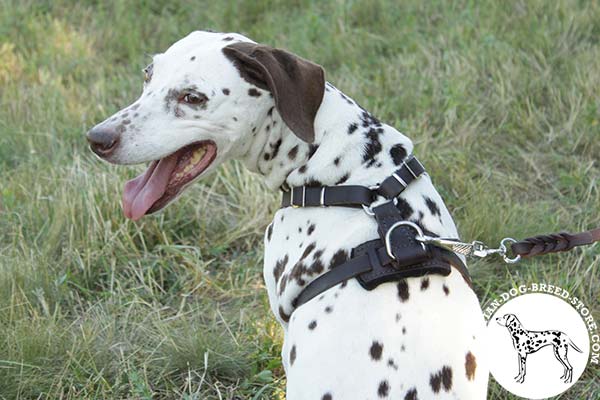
[270,139,282,159]
[290,345,296,365]
[443,284,450,295]
[395,197,414,220]
[370,341,383,361]
[423,196,441,216]
[363,127,384,167]
[329,249,349,269]
[335,173,350,184]
[390,144,407,165]
[430,366,453,393]
[347,123,358,134]
[404,388,418,400]
[288,145,299,160]
[397,280,409,301]
[273,255,288,283]
[248,88,261,97]
[279,305,290,322]
[378,380,389,397]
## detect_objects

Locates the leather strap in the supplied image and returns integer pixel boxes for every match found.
[511,228,600,257]
[294,239,471,308]
[377,156,426,199]
[280,155,425,209]
[292,249,373,307]
[281,185,374,208]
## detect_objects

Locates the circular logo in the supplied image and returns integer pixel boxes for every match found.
[485,293,590,399]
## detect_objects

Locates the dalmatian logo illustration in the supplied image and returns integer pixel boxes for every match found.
[496,313,583,384]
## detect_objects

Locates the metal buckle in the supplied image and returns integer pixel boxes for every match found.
[392,172,407,188]
[291,187,306,208]
[290,188,298,208]
[404,157,418,179]
[320,187,326,207]
[302,186,306,207]
[384,221,425,260]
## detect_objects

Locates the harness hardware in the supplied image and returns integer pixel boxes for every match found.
[385,221,425,260]
[280,153,600,309]
[416,236,521,264]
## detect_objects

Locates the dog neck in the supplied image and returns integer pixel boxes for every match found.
[242,83,414,191]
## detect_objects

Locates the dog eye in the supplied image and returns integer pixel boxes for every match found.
[182,92,208,105]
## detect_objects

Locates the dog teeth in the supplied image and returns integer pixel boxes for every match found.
[174,147,207,180]
[190,147,206,165]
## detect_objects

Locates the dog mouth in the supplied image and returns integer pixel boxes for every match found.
[122,140,217,220]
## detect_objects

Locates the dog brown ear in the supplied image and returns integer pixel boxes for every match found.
[223,42,325,143]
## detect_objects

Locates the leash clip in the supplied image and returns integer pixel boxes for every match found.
[417,236,521,264]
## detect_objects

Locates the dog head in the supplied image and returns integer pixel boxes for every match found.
[496,313,520,328]
[86,31,324,220]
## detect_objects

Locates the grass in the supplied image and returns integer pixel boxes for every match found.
[0,0,598,398]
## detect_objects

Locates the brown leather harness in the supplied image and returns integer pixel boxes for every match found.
[281,155,600,308]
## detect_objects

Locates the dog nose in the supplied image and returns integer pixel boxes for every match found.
[86,127,120,157]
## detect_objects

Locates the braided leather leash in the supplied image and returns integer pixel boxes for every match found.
[418,227,600,264]
[511,228,600,258]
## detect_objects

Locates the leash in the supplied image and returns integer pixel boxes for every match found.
[418,228,600,264]
[281,155,600,308]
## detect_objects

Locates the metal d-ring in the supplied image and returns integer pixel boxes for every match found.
[385,221,426,260]
[362,204,375,216]
[361,185,381,217]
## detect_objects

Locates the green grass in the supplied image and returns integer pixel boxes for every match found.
[0,0,598,398]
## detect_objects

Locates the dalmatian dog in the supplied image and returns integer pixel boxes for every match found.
[496,313,582,384]
[87,31,488,399]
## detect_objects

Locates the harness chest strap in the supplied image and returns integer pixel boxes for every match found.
[293,199,471,308]
[294,236,470,308]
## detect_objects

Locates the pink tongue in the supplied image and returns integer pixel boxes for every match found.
[122,154,178,220]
